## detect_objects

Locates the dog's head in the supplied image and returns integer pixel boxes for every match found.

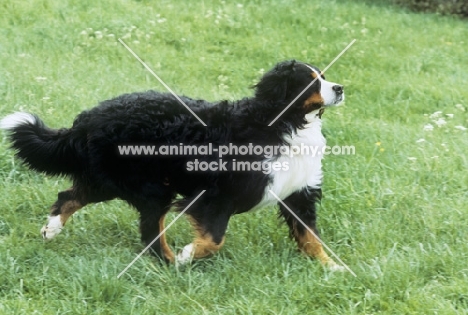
[254,60,344,114]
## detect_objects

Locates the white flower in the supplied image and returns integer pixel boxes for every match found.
[434,118,447,127]
[218,83,229,90]
[446,114,454,118]
[217,75,229,82]
[416,138,425,143]
[454,125,467,131]
[35,76,47,81]
[407,157,417,161]
[429,111,443,119]
[423,124,434,131]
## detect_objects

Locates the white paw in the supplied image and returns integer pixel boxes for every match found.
[41,216,63,239]
[175,243,194,266]
[328,263,346,272]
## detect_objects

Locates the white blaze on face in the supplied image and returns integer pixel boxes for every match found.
[306,66,344,106]
[319,75,344,105]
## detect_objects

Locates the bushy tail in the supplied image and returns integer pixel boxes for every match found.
[0,112,84,176]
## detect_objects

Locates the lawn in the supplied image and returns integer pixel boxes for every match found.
[1,0,468,314]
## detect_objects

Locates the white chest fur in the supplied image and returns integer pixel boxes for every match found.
[256,111,325,208]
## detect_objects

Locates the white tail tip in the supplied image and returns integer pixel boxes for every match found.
[0,112,37,130]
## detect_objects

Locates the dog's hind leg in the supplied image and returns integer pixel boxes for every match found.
[176,210,230,265]
[41,187,86,239]
[134,197,175,263]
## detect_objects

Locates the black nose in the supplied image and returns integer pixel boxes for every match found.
[333,85,344,94]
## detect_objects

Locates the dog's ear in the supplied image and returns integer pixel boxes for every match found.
[274,59,296,75]
[253,60,297,101]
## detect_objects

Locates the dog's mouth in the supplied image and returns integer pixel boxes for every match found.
[330,90,345,106]
[318,92,344,117]
[334,93,345,105]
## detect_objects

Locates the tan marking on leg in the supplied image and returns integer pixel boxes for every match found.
[188,215,225,258]
[41,200,82,239]
[158,215,175,262]
[294,229,340,269]
[57,200,83,225]
[176,216,226,264]
[191,233,225,259]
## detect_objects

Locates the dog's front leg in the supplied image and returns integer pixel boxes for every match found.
[278,187,344,271]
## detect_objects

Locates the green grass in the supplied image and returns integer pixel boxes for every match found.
[1,0,468,313]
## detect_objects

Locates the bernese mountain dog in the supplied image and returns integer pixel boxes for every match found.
[0,60,345,270]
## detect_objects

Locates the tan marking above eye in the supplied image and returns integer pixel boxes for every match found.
[311,72,318,79]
